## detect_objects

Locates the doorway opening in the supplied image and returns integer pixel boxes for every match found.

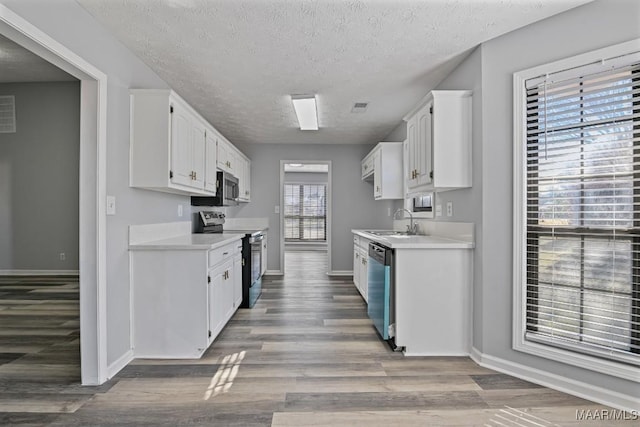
[0,5,108,384]
[280,161,331,277]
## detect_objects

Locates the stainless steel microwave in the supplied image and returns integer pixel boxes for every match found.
[191,171,239,206]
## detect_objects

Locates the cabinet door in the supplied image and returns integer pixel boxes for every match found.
[353,246,360,288]
[415,103,433,187]
[217,139,230,173]
[227,149,238,177]
[192,122,206,189]
[170,105,193,187]
[261,234,267,276]
[373,150,382,198]
[406,115,418,190]
[223,258,235,322]
[233,253,243,309]
[241,158,251,201]
[359,246,369,302]
[208,264,225,343]
[204,131,218,192]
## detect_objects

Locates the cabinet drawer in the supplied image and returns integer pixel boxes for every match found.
[208,244,233,268]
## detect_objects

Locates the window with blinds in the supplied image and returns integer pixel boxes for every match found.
[524,57,640,366]
[284,184,327,241]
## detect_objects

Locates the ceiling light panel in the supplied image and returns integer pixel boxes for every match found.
[291,95,318,131]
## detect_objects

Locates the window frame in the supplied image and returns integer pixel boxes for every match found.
[513,38,640,381]
[283,181,327,242]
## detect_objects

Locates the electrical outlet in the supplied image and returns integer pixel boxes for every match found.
[446,201,453,217]
[178,204,183,217]
[59,252,66,261]
[435,204,442,217]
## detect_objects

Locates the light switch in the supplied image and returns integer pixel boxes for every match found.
[274,205,280,214]
[106,196,116,215]
[435,204,442,217]
[178,204,183,217]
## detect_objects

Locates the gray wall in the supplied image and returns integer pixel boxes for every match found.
[432,46,484,349]
[1,0,189,366]
[0,82,80,271]
[230,143,394,272]
[475,0,638,396]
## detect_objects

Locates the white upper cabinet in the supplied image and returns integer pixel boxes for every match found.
[404,90,472,193]
[237,151,251,202]
[361,142,403,200]
[216,137,234,174]
[191,121,206,189]
[204,129,218,193]
[130,89,251,198]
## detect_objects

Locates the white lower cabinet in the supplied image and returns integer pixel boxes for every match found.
[261,234,268,276]
[233,243,243,309]
[353,236,361,289]
[394,247,472,356]
[131,239,242,358]
[352,234,370,302]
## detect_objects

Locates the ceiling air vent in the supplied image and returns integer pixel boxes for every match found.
[351,102,368,113]
[0,96,16,133]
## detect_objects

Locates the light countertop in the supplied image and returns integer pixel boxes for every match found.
[223,227,268,235]
[129,232,245,251]
[352,229,474,249]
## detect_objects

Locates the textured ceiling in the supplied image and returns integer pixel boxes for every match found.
[0,34,76,83]
[77,0,591,145]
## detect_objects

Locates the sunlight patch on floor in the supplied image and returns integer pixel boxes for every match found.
[203,351,246,400]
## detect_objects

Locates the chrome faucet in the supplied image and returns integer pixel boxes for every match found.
[393,208,418,235]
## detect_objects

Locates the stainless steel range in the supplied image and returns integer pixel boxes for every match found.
[194,211,263,308]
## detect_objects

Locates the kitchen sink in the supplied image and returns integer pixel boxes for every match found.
[366,230,413,237]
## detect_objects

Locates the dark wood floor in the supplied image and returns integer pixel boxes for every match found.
[0,252,621,426]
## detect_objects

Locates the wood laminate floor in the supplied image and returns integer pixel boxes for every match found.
[0,253,625,426]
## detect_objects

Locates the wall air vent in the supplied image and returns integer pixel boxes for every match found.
[351,102,368,113]
[0,96,16,133]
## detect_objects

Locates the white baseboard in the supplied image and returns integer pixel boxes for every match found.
[264,270,283,276]
[328,270,353,276]
[470,347,639,412]
[0,270,79,276]
[404,350,469,357]
[107,349,134,380]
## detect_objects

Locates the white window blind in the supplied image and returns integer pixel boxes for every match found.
[524,57,640,366]
[284,184,327,241]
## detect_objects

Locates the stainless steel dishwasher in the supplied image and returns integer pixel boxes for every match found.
[367,241,395,343]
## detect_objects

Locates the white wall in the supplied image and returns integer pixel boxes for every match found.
[229,143,394,272]
[478,0,638,397]
[0,82,80,271]
[0,0,189,367]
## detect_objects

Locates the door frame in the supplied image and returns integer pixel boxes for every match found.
[0,5,108,384]
[279,160,332,274]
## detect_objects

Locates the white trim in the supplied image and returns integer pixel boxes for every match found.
[0,4,109,385]
[470,347,640,413]
[264,270,283,276]
[280,160,332,276]
[327,270,352,277]
[512,38,640,383]
[107,349,134,380]
[0,270,80,276]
